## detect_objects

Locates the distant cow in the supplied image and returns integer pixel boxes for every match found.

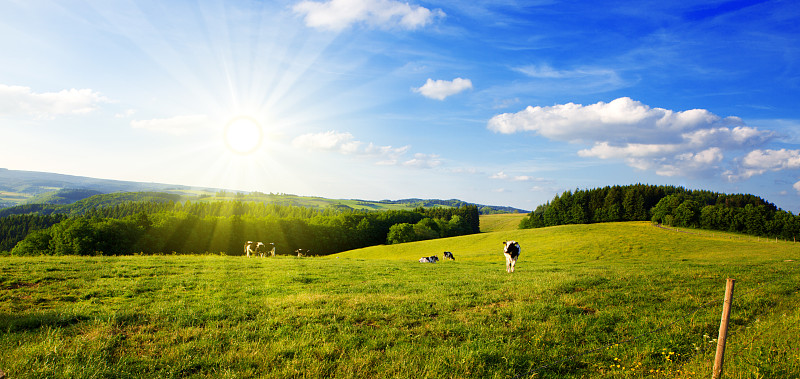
[263,243,276,257]
[295,248,310,257]
[245,241,274,257]
[502,241,521,273]
[419,255,439,263]
[443,251,455,260]
[244,241,262,258]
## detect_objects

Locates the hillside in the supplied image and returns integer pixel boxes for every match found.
[334,221,800,263]
[4,222,796,377]
[0,168,527,214]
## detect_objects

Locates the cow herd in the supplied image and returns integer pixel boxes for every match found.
[245,239,522,273]
[418,240,522,273]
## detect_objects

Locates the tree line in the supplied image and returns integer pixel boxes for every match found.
[4,201,480,256]
[520,184,800,240]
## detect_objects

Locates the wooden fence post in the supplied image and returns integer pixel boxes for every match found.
[712,278,735,379]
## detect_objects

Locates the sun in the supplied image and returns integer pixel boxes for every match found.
[224,116,263,155]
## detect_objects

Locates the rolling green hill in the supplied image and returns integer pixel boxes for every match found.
[2,221,798,378]
[0,168,526,214]
[334,221,800,264]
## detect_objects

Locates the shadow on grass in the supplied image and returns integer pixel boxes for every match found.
[0,311,88,332]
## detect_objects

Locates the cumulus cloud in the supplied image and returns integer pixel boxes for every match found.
[0,84,109,118]
[726,149,800,181]
[292,130,439,168]
[487,97,753,144]
[130,115,210,136]
[293,0,444,31]
[488,97,775,178]
[414,78,472,100]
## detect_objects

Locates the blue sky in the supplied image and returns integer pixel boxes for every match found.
[1,0,799,212]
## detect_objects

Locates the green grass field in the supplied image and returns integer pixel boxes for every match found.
[1,221,798,378]
[479,213,528,233]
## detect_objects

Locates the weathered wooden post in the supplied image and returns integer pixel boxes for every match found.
[712,278,735,379]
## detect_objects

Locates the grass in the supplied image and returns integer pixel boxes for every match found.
[479,213,528,233]
[1,221,798,378]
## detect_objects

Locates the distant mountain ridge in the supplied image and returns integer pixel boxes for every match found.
[0,168,527,214]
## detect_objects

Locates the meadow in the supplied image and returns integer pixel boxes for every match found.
[1,221,798,378]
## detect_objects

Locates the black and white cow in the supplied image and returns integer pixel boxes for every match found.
[245,241,274,257]
[262,242,276,257]
[244,241,262,258]
[502,240,521,273]
[443,251,455,260]
[418,255,439,263]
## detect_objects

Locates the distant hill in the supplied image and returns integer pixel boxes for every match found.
[0,168,528,215]
[23,189,104,205]
[0,168,201,208]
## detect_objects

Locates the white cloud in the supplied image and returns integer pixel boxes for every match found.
[514,64,621,82]
[403,153,441,168]
[490,171,508,180]
[293,130,440,168]
[414,78,473,100]
[489,97,775,178]
[130,115,210,136]
[491,171,548,182]
[726,149,800,181]
[794,181,800,194]
[0,84,109,118]
[293,0,444,31]
[487,97,753,144]
[742,149,800,170]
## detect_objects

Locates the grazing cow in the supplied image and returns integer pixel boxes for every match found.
[244,241,259,258]
[419,255,439,263]
[502,241,521,273]
[443,251,455,260]
[295,248,310,257]
[261,243,275,257]
[245,241,274,257]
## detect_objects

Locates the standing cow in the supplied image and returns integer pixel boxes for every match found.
[262,243,276,257]
[502,241,521,273]
[244,241,259,258]
[245,241,274,257]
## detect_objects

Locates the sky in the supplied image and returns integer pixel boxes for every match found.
[1,0,800,212]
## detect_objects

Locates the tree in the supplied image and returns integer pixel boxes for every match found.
[11,230,52,255]
[673,200,700,227]
[387,223,415,244]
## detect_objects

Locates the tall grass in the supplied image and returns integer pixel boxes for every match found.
[1,222,798,378]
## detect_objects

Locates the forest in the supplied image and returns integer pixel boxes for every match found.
[1,198,480,256]
[520,184,800,240]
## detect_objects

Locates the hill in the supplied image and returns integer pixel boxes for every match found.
[479,213,528,233]
[0,168,527,214]
[334,221,800,263]
[3,222,798,378]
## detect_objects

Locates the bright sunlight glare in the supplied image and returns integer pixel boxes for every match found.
[224,116,263,155]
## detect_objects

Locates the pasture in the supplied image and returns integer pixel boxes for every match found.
[1,221,799,378]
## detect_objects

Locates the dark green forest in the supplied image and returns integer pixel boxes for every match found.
[2,197,480,256]
[520,184,800,240]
